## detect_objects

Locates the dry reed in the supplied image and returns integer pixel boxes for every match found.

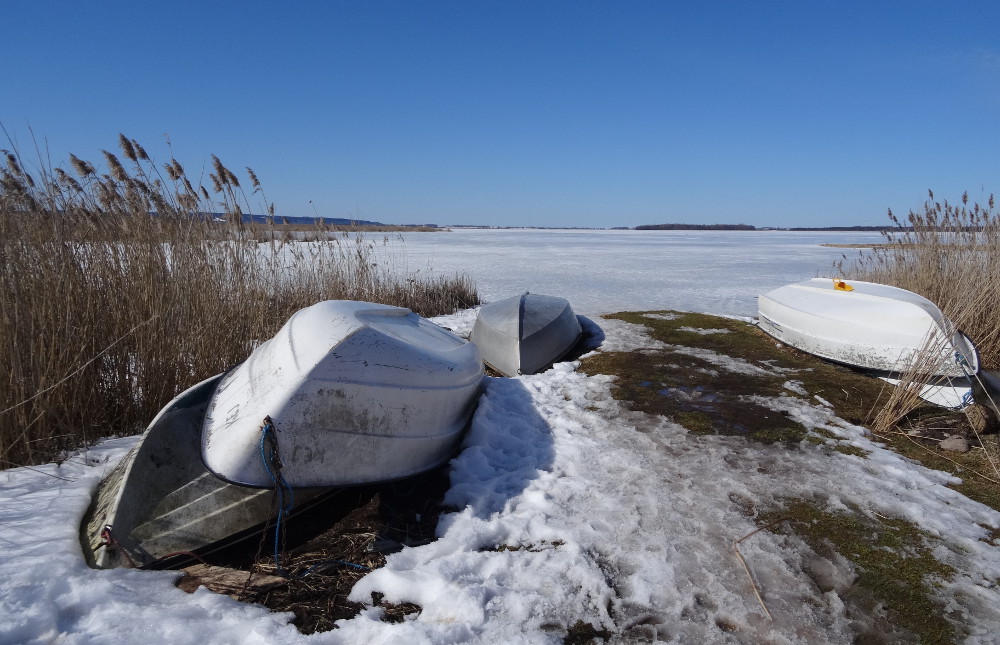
[0,134,478,466]
[866,330,968,434]
[846,191,1000,483]
[841,190,1000,370]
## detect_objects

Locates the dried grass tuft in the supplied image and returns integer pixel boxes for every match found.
[867,331,964,435]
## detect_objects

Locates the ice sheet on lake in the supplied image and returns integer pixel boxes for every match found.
[392,228,881,317]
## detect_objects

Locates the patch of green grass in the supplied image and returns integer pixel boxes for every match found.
[580,311,877,442]
[830,443,871,458]
[674,410,715,434]
[761,500,960,643]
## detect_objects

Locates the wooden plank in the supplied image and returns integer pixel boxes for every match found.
[175,563,286,597]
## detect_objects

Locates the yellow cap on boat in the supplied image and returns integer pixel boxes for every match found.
[833,279,854,292]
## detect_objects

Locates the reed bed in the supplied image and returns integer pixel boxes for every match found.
[0,134,478,466]
[847,190,1000,489]
[866,331,965,435]
[841,190,1000,370]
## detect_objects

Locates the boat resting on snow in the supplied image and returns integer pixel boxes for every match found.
[82,300,483,568]
[80,373,329,569]
[757,278,978,408]
[470,292,583,377]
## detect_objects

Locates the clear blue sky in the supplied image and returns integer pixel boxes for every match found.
[4,1,999,228]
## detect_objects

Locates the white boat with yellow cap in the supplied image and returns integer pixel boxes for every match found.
[757,278,978,408]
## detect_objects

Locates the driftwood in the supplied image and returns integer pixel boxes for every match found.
[175,563,286,597]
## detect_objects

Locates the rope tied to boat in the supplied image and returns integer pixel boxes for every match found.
[98,524,138,568]
[259,416,294,574]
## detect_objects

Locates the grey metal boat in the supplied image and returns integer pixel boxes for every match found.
[80,373,323,568]
[470,292,583,377]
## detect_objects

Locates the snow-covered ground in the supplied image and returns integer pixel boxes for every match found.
[3,307,999,644]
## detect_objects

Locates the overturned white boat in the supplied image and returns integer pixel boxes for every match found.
[82,301,483,568]
[758,278,978,407]
[470,292,583,377]
[202,301,483,487]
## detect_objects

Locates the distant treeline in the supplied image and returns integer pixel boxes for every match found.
[247,214,385,227]
[635,223,756,231]
[787,225,898,232]
[235,214,439,230]
[635,224,913,232]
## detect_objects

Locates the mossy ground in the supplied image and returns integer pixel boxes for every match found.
[579,311,878,443]
[580,310,998,643]
[760,501,959,643]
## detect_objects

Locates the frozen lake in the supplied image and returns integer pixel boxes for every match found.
[395,228,883,317]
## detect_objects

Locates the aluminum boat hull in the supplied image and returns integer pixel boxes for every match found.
[470,293,583,377]
[83,300,483,569]
[81,374,331,569]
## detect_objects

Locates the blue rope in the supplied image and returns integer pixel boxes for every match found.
[260,419,294,574]
[258,419,372,579]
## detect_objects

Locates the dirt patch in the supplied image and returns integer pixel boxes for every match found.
[172,468,452,634]
[580,311,880,441]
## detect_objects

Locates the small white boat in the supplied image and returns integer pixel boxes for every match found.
[758,278,978,407]
[82,301,483,568]
[877,376,973,409]
[470,292,583,377]
[202,301,483,488]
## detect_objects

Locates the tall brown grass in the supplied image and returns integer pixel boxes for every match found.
[842,192,1000,490]
[841,190,1000,370]
[0,134,478,466]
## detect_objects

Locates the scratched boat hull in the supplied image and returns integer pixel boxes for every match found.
[202,300,484,488]
[81,374,331,569]
[82,300,483,569]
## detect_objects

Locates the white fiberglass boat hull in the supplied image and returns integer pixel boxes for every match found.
[202,301,483,488]
[878,376,974,409]
[470,292,583,377]
[758,278,978,378]
[81,374,330,569]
